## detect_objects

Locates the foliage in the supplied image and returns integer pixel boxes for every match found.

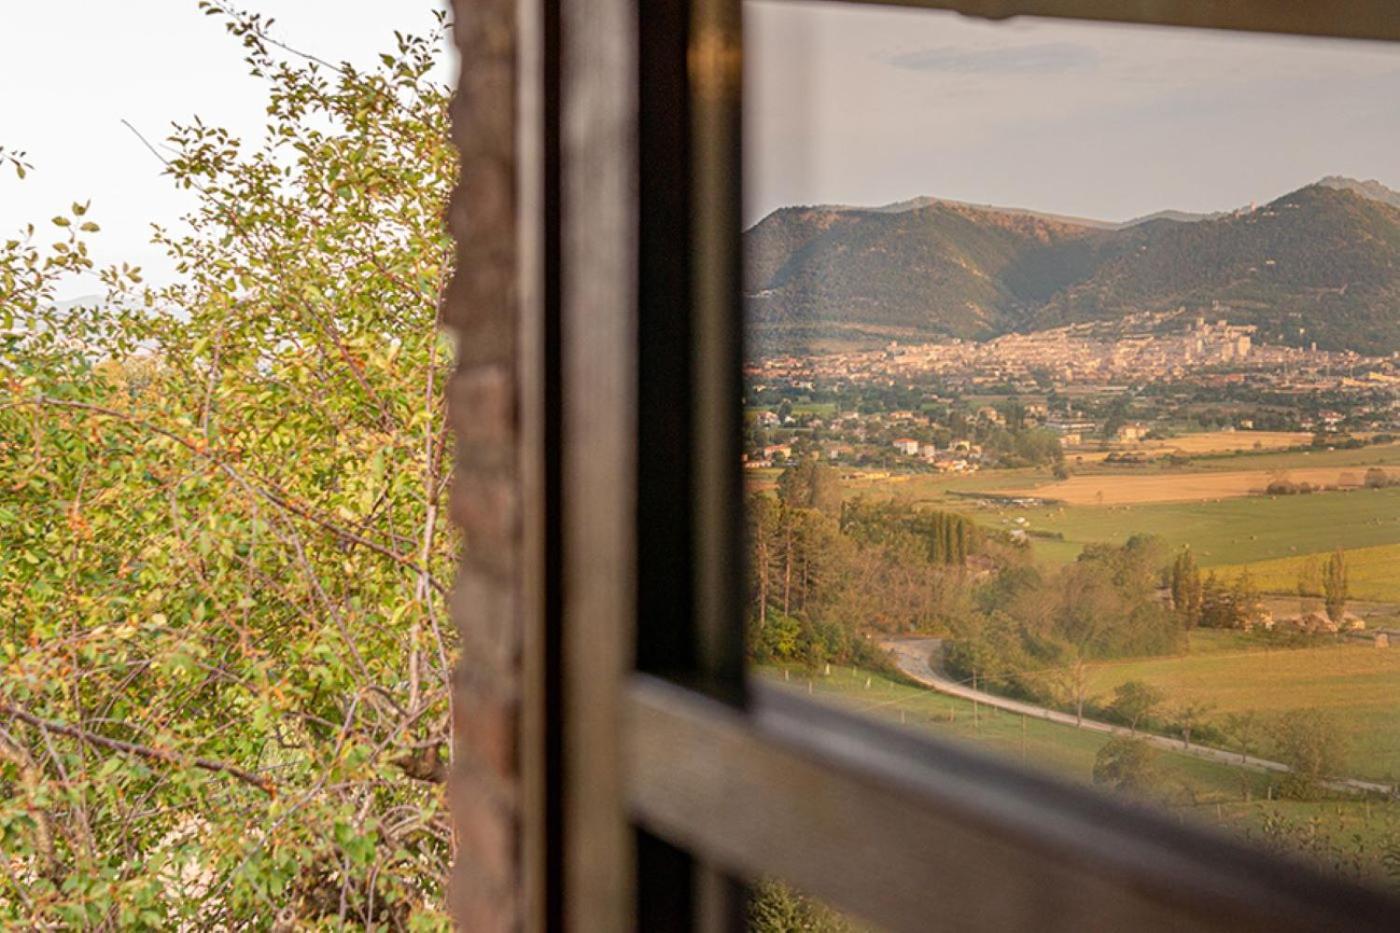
[776,458,842,515]
[1197,570,1265,631]
[747,472,990,665]
[0,6,456,926]
[1273,710,1349,800]
[1169,548,1203,629]
[1169,700,1216,749]
[1091,737,1159,796]
[946,536,1184,714]
[1322,547,1349,622]
[1109,680,1165,733]
[746,183,1400,355]
[749,879,865,933]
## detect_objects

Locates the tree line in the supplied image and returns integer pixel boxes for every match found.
[747,461,1000,667]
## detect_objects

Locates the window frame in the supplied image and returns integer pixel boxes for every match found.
[533,1,1400,929]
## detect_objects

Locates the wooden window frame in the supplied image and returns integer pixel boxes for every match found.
[522,1,1400,929]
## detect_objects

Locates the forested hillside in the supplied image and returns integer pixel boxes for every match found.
[746,180,1400,355]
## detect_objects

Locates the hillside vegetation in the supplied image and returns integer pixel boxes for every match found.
[745,180,1400,355]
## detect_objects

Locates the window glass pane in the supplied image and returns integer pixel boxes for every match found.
[743,0,1400,889]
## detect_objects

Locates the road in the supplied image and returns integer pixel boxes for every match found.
[881,637,1394,797]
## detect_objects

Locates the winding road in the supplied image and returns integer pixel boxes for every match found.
[881,637,1395,797]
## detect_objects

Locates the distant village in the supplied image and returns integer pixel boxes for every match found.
[744,308,1400,471]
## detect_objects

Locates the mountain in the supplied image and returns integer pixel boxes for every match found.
[744,201,1144,349]
[1031,185,1400,353]
[1120,209,1226,227]
[1317,175,1400,210]
[744,181,1400,356]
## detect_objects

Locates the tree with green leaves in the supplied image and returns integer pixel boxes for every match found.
[1230,568,1265,631]
[1323,547,1349,623]
[749,879,864,933]
[776,458,842,515]
[1092,737,1158,796]
[1272,709,1348,800]
[1171,701,1216,749]
[1109,680,1165,734]
[1169,547,1203,629]
[0,5,456,926]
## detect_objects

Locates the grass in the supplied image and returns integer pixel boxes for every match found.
[1216,542,1400,603]
[760,664,1269,799]
[761,663,1400,883]
[1004,466,1391,506]
[1083,635,1400,783]
[1008,485,1400,567]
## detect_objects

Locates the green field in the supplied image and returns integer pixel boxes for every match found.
[763,664,1400,882]
[1013,486,1400,567]
[1063,440,1400,475]
[1083,633,1400,783]
[1182,442,1400,473]
[777,446,1400,570]
[1217,542,1400,602]
[762,663,1270,798]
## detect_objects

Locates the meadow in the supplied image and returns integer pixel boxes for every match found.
[1083,633,1400,783]
[752,453,1400,569]
[1006,485,1400,567]
[1005,465,1395,506]
[1217,543,1400,603]
[762,664,1400,883]
[761,663,1271,798]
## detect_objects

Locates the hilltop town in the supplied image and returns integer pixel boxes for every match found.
[745,308,1400,471]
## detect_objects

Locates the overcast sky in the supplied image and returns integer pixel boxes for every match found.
[746,1,1400,226]
[6,2,1398,295]
[1,1,452,300]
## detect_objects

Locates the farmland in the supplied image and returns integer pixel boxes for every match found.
[1217,543,1400,603]
[763,664,1400,883]
[1083,633,1400,783]
[762,663,1270,799]
[990,486,1400,567]
[1136,430,1313,455]
[1005,465,1398,506]
[752,450,1400,569]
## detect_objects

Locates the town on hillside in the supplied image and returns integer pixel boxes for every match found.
[745,307,1400,472]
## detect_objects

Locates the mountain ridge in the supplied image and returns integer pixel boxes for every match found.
[744,177,1400,356]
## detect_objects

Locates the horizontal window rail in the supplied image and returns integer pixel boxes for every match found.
[626,673,1400,933]
[812,0,1400,42]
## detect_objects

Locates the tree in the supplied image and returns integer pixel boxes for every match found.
[747,494,781,627]
[1223,710,1263,764]
[1171,701,1215,749]
[1323,547,1349,623]
[1272,709,1348,799]
[749,879,861,933]
[1048,652,1093,727]
[1200,572,1236,629]
[1230,568,1264,631]
[1110,680,1165,733]
[0,8,457,925]
[1092,737,1159,795]
[776,459,842,515]
[1169,548,1203,629]
[1296,554,1323,615]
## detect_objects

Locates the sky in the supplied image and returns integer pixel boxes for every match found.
[745,1,1400,226]
[0,1,453,300]
[6,2,1398,293]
